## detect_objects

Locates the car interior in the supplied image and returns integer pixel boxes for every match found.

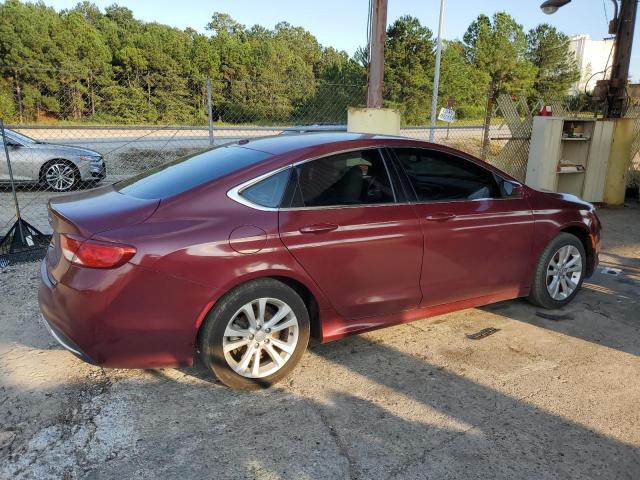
[392,148,502,201]
[295,150,395,207]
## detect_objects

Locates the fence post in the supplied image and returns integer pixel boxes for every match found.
[0,119,23,241]
[481,83,494,160]
[206,77,214,146]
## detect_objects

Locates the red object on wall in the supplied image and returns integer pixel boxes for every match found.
[538,105,553,116]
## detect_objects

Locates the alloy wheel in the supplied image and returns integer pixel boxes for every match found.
[546,245,583,301]
[45,162,76,191]
[222,297,299,379]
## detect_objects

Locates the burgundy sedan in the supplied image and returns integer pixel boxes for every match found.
[39,133,600,389]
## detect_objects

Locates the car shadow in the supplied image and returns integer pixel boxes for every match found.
[4,317,639,478]
[306,336,639,478]
[122,333,640,479]
[480,263,640,358]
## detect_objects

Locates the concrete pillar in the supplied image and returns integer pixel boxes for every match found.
[347,108,400,136]
[603,118,634,205]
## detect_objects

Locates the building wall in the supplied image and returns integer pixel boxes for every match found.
[568,34,615,95]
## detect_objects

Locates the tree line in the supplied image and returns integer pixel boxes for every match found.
[0,0,579,125]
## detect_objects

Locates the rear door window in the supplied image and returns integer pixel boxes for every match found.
[117,146,271,199]
[292,149,395,207]
[240,169,291,208]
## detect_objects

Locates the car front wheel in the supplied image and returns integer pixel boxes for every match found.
[528,232,586,309]
[42,160,80,192]
[198,278,310,389]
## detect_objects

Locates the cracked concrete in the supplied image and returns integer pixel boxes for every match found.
[1,205,639,479]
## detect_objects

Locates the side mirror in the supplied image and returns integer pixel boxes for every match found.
[502,180,523,197]
[4,141,19,148]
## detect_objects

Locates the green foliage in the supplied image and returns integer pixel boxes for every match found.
[455,104,486,120]
[526,24,580,100]
[0,2,576,125]
[0,77,15,118]
[384,15,434,124]
[0,2,364,124]
[463,12,536,98]
[438,41,486,111]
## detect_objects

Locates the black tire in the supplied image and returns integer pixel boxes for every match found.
[198,278,310,390]
[528,232,586,309]
[40,159,80,192]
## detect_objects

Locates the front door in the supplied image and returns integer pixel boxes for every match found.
[278,148,423,319]
[390,147,534,307]
[1,132,32,181]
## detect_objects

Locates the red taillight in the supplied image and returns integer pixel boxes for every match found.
[60,234,136,268]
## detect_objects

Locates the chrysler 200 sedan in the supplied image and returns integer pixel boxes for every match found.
[39,133,601,389]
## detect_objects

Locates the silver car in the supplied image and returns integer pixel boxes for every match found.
[1,129,106,192]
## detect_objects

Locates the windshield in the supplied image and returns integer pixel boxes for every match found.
[116,145,272,200]
[5,129,37,145]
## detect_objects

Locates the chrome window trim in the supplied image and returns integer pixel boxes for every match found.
[227,165,292,212]
[403,195,525,206]
[280,202,408,212]
[226,144,524,212]
[227,145,399,211]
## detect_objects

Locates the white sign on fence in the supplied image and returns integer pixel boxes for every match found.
[437,107,456,123]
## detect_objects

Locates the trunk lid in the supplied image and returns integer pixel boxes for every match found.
[45,186,159,281]
[48,185,160,236]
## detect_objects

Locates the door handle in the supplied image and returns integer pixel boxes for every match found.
[299,223,339,234]
[425,212,456,222]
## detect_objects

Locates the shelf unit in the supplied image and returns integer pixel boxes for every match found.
[525,117,614,202]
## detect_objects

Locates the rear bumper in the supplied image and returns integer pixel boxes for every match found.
[38,259,212,368]
[41,312,96,365]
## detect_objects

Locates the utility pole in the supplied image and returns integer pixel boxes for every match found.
[541,0,637,118]
[606,0,637,117]
[367,0,388,108]
[429,0,446,142]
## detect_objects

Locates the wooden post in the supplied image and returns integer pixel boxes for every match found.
[606,0,637,117]
[366,0,388,108]
[481,82,495,160]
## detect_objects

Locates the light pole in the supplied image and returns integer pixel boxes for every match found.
[539,0,571,14]
[429,0,446,142]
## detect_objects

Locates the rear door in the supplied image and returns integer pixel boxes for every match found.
[389,147,534,307]
[278,148,423,319]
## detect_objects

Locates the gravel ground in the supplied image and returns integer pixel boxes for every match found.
[0,205,639,479]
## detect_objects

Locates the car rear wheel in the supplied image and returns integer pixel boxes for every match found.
[42,160,80,192]
[528,232,586,309]
[198,278,310,390]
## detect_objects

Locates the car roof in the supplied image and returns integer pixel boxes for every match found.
[233,132,420,156]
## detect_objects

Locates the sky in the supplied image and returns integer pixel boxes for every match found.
[42,0,640,80]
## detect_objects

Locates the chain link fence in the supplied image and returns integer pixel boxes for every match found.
[2,67,637,251]
[624,96,640,198]
[0,68,495,244]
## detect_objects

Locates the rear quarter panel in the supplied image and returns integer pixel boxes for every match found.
[91,182,333,324]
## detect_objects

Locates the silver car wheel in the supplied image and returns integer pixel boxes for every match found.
[223,297,299,379]
[45,162,76,192]
[546,245,583,300]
